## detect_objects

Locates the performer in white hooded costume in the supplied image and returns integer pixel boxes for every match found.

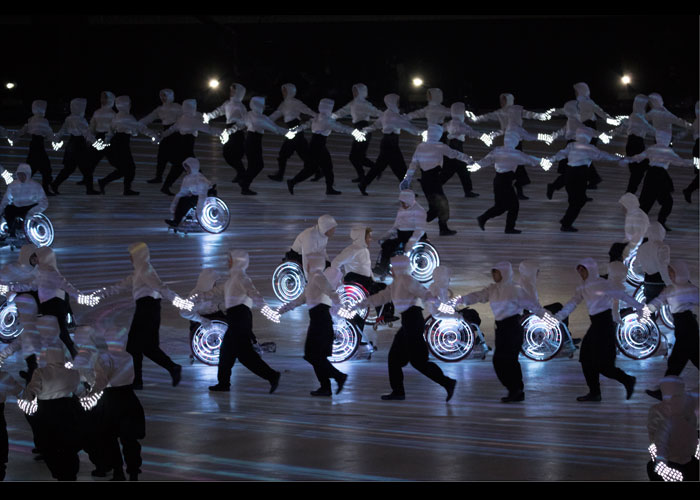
[203,83,248,183]
[332,83,383,183]
[632,221,672,306]
[51,98,91,194]
[140,89,183,186]
[0,163,48,238]
[80,91,118,195]
[610,193,650,263]
[164,157,216,228]
[440,102,486,198]
[184,268,225,363]
[285,214,338,278]
[645,93,693,149]
[12,100,55,195]
[406,88,452,135]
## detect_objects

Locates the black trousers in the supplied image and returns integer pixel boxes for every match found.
[388,306,451,395]
[27,135,52,192]
[513,142,531,191]
[38,297,77,358]
[3,203,36,237]
[625,135,650,194]
[639,166,674,225]
[304,304,344,391]
[0,403,7,480]
[643,272,666,304]
[349,120,374,180]
[378,230,413,270]
[276,120,310,177]
[583,119,602,186]
[665,311,699,377]
[440,139,473,195]
[79,132,119,192]
[101,133,136,192]
[290,134,335,190]
[127,297,178,384]
[34,397,82,481]
[100,385,146,476]
[240,132,265,190]
[173,195,197,226]
[579,309,633,395]
[362,133,407,187]
[222,128,246,178]
[479,171,519,230]
[217,305,277,386]
[551,139,576,192]
[560,166,589,227]
[163,133,196,192]
[53,136,87,189]
[421,166,450,224]
[152,129,179,180]
[492,314,525,394]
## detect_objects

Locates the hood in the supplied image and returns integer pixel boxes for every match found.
[160,89,175,104]
[384,94,400,113]
[619,192,640,211]
[632,94,649,114]
[182,99,197,115]
[427,88,443,105]
[500,93,514,107]
[399,190,416,207]
[317,214,337,234]
[318,98,334,116]
[390,254,411,275]
[668,260,690,286]
[18,243,38,267]
[128,242,151,271]
[36,247,58,272]
[32,100,47,116]
[323,266,342,289]
[426,124,444,143]
[16,163,32,181]
[648,93,663,109]
[607,261,627,286]
[492,261,513,284]
[232,83,246,102]
[350,225,367,245]
[646,222,666,242]
[306,252,326,276]
[115,96,131,113]
[183,157,200,174]
[574,82,590,98]
[563,100,579,118]
[282,83,297,99]
[104,327,129,352]
[431,265,451,290]
[503,131,520,148]
[101,91,115,108]
[70,98,87,117]
[577,257,599,279]
[575,127,595,142]
[451,102,465,122]
[250,96,265,114]
[193,268,220,292]
[518,260,539,285]
[228,249,250,273]
[353,83,368,99]
[41,339,67,366]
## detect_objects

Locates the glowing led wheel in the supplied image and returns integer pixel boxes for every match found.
[0,218,8,237]
[337,283,369,321]
[330,318,360,363]
[0,299,22,343]
[616,312,661,360]
[520,314,565,361]
[272,261,305,303]
[624,246,644,287]
[191,320,228,365]
[407,241,440,283]
[425,317,475,362]
[634,286,674,329]
[196,197,230,234]
[23,214,54,247]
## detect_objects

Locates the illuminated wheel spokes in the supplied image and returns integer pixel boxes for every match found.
[330,319,360,363]
[24,214,54,247]
[624,248,644,287]
[408,242,440,283]
[426,318,474,362]
[191,320,228,365]
[616,313,661,360]
[634,286,674,330]
[520,314,563,361]
[272,261,305,303]
[0,301,23,342]
[197,197,230,234]
[0,218,8,237]
[336,283,369,321]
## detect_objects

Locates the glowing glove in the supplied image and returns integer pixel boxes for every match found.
[464,110,477,121]
[467,163,481,173]
[654,461,683,482]
[421,130,428,142]
[17,397,38,416]
[220,129,230,145]
[693,157,698,169]
[649,443,658,461]
[285,127,298,140]
[78,294,100,307]
[80,391,103,411]
[540,158,553,171]
[261,305,280,324]
[599,133,612,145]
[351,129,366,142]
[606,116,627,126]
[479,133,493,147]
[0,284,8,296]
[537,133,554,146]
[6,138,13,147]
[542,312,560,330]
[695,441,699,460]
[437,302,455,315]
[92,139,109,151]
[202,113,211,124]
[640,305,652,322]
[151,136,158,143]
[64,361,73,369]
[1,170,13,185]
[330,113,338,120]
[337,307,357,320]
[172,296,194,312]
[51,141,63,151]
[543,107,556,119]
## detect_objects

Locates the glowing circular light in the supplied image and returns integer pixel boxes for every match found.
[616,311,661,360]
[208,79,220,89]
[624,245,644,287]
[0,300,23,343]
[412,77,424,88]
[634,286,674,329]
[336,283,369,321]
[425,317,475,362]
[191,320,228,365]
[196,197,230,234]
[406,241,440,283]
[520,314,565,361]
[272,261,306,302]
[5,82,15,90]
[24,213,54,247]
[621,75,631,85]
[330,318,361,363]
[0,218,8,237]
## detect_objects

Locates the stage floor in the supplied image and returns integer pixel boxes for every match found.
[0,121,697,481]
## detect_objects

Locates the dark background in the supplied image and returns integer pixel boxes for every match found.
[0,14,697,122]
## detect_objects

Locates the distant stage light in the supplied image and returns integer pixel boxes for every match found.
[208,79,220,89]
[412,77,424,88]
[621,75,631,85]
[5,82,16,90]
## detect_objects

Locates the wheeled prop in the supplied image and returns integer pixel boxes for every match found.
[615,310,663,360]
[0,297,22,343]
[336,282,378,326]
[407,241,440,283]
[520,313,575,362]
[330,318,361,363]
[0,213,54,249]
[424,316,479,362]
[271,260,306,303]
[191,320,228,365]
[167,197,230,235]
[623,243,644,287]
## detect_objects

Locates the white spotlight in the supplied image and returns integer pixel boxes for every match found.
[208,79,220,89]
[5,82,16,90]
[412,77,424,88]
[621,75,631,85]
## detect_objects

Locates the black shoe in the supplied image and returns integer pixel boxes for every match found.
[326,188,342,195]
[683,188,693,204]
[310,388,332,397]
[381,393,405,401]
[161,187,175,196]
[439,227,457,236]
[170,365,182,387]
[241,188,257,195]
[269,372,281,394]
[132,381,143,390]
[624,376,636,400]
[268,174,284,182]
[287,180,294,195]
[335,373,348,395]
[501,391,525,403]
[445,378,457,402]
[504,228,522,234]
[146,177,163,184]
[576,393,601,402]
[645,388,663,401]
[546,183,554,200]
[464,192,480,198]
[358,184,368,196]
[560,225,578,232]
[477,215,486,231]
[123,190,140,196]
[209,384,230,392]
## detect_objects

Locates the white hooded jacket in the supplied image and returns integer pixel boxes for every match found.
[550,129,621,167]
[648,260,699,315]
[55,98,90,139]
[332,83,382,124]
[619,193,649,246]
[470,93,549,130]
[297,98,355,137]
[268,83,317,123]
[633,222,671,283]
[15,100,54,139]
[160,99,215,138]
[0,163,49,216]
[363,94,422,136]
[573,82,613,123]
[406,125,474,175]
[89,91,116,134]
[0,243,38,284]
[170,158,212,217]
[407,88,452,125]
[281,253,341,311]
[645,93,693,147]
[362,255,430,314]
[139,89,182,127]
[290,215,338,277]
[220,250,265,310]
[108,96,157,141]
[331,225,371,278]
[476,132,543,173]
[625,137,693,170]
[25,339,80,400]
[382,191,427,249]
[205,83,247,125]
[187,268,223,316]
[445,103,482,142]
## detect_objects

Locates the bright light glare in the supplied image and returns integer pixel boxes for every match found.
[621,75,631,85]
[208,79,220,89]
[412,77,424,88]
[5,82,16,90]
